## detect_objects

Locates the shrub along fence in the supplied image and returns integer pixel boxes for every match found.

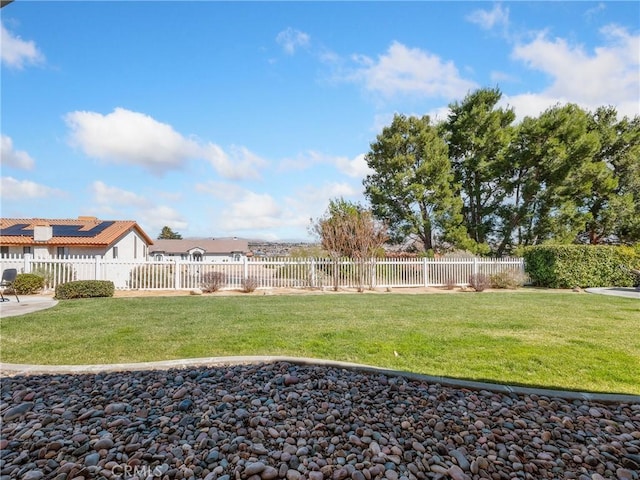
[0,254,525,292]
[523,245,640,288]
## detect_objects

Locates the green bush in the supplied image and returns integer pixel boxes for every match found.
[523,245,639,288]
[55,280,115,299]
[12,273,45,295]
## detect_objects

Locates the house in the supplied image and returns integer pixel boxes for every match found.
[150,238,250,262]
[0,216,154,259]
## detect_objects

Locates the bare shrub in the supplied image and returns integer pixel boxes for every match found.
[468,273,490,292]
[490,269,526,289]
[444,277,456,290]
[201,271,227,293]
[241,276,259,293]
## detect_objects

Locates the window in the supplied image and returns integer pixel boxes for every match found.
[23,246,32,254]
[0,246,8,257]
[155,254,164,261]
[193,253,203,262]
[113,246,118,259]
[57,247,67,257]
[134,237,138,259]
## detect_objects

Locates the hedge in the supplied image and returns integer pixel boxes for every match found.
[12,273,45,295]
[523,245,639,288]
[55,280,115,299]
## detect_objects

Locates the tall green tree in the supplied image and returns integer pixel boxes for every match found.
[498,104,600,251]
[585,107,640,244]
[158,226,182,240]
[363,114,469,252]
[445,87,515,248]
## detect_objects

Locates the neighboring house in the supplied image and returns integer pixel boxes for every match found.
[0,216,154,259]
[150,238,250,262]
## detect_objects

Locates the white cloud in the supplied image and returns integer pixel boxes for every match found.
[1,135,35,170]
[201,143,267,180]
[65,107,267,178]
[278,150,372,179]
[276,27,310,55]
[196,182,323,235]
[222,192,284,230]
[490,70,518,84]
[65,108,199,174]
[350,42,477,100]
[90,181,149,207]
[0,176,63,200]
[298,182,358,205]
[334,153,373,178]
[138,206,188,235]
[511,25,640,118]
[213,187,307,233]
[278,151,324,171]
[584,3,606,22]
[88,180,187,234]
[195,180,245,200]
[466,3,510,31]
[499,92,563,121]
[1,22,44,69]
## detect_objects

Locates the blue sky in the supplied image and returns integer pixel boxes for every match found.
[2,1,639,241]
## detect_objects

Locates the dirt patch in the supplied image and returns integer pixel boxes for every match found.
[111,286,567,298]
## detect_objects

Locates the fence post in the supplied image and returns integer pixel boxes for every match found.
[473,257,479,276]
[423,258,429,287]
[24,253,33,274]
[310,258,316,288]
[371,258,376,289]
[174,260,181,289]
[94,255,102,281]
[243,256,248,282]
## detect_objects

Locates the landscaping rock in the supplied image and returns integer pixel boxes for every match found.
[0,362,638,480]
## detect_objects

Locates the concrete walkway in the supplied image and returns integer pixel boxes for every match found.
[585,287,640,299]
[0,295,58,318]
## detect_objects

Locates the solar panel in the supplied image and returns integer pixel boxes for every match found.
[0,224,31,236]
[52,221,115,237]
[0,221,116,238]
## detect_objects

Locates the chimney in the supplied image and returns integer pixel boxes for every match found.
[34,222,53,242]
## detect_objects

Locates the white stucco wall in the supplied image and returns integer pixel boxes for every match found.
[108,230,149,260]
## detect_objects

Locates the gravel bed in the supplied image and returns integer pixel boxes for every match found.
[1,362,639,480]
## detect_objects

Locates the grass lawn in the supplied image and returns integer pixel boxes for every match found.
[1,292,638,394]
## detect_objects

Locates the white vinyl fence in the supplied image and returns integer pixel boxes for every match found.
[1,254,525,291]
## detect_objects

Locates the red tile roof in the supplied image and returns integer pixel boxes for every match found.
[0,217,154,246]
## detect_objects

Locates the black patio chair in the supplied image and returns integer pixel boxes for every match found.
[0,268,19,302]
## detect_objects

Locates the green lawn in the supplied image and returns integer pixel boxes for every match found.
[1,292,638,394]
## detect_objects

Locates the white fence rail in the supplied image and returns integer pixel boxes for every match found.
[0,254,525,291]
